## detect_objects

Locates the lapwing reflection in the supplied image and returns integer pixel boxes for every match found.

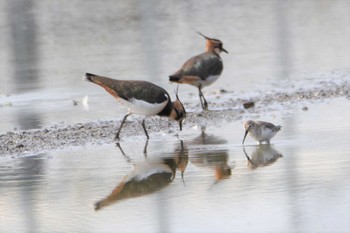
[95,140,188,211]
[190,126,232,183]
[171,140,189,185]
[243,144,282,169]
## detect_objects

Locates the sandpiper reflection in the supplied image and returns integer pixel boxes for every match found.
[190,127,232,182]
[243,144,282,169]
[95,140,188,211]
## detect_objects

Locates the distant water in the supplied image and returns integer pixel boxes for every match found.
[0,0,349,132]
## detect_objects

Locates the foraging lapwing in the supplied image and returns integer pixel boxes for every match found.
[85,73,186,140]
[242,120,281,145]
[169,32,228,110]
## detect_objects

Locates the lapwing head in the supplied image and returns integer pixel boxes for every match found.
[170,87,186,130]
[197,31,228,54]
[242,120,254,145]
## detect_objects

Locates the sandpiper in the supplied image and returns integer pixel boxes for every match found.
[242,120,281,145]
[169,32,228,110]
[85,73,186,140]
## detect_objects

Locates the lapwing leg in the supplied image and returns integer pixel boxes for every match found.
[198,87,208,110]
[198,87,204,109]
[115,113,131,140]
[141,118,150,139]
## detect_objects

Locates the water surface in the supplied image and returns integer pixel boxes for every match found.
[1,98,349,233]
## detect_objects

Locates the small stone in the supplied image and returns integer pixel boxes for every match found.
[302,106,308,111]
[243,101,255,109]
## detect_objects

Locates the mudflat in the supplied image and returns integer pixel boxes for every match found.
[1,78,348,157]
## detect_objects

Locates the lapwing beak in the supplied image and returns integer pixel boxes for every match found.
[222,47,229,54]
[242,129,249,145]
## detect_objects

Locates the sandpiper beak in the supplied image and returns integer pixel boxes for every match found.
[222,47,228,54]
[242,130,249,145]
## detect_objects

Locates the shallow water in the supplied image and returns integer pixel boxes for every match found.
[1,98,349,233]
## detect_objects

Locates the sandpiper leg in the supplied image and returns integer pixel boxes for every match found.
[198,87,208,110]
[115,113,131,140]
[141,118,150,139]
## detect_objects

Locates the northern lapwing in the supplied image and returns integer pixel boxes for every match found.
[242,120,282,145]
[85,73,186,140]
[169,32,228,110]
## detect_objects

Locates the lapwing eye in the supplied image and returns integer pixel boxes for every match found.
[214,44,222,50]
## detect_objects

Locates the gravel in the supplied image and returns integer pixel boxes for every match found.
[0,77,349,157]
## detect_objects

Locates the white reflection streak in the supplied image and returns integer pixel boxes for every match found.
[138,1,170,232]
[276,0,301,230]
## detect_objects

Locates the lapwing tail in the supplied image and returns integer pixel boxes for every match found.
[169,75,181,83]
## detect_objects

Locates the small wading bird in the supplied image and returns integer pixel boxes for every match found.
[169,32,228,110]
[84,73,186,140]
[242,120,281,145]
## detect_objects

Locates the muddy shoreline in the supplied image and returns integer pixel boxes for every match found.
[1,78,349,157]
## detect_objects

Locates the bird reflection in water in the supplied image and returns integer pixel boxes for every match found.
[243,144,283,169]
[190,126,232,182]
[116,140,149,157]
[173,140,189,185]
[94,140,188,211]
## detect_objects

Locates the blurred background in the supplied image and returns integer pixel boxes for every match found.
[1,1,350,233]
[0,0,349,132]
